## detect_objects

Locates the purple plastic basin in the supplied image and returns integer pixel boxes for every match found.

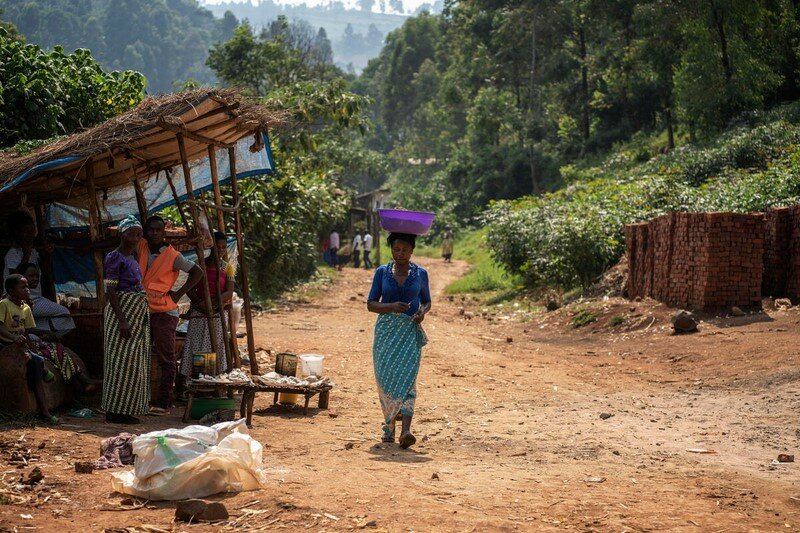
[377,209,436,235]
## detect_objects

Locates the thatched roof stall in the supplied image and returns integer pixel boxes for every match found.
[0,89,283,375]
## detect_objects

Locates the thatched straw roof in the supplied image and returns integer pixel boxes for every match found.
[0,88,285,207]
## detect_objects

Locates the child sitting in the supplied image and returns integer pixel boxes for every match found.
[0,274,59,424]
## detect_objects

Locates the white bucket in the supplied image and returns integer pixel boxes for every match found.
[299,354,325,377]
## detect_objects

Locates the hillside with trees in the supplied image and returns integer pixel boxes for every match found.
[0,0,239,93]
[353,0,800,292]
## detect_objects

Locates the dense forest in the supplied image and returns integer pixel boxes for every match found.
[0,0,238,93]
[4,0,800,296]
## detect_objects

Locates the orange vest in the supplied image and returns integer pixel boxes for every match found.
[138,240,180,313]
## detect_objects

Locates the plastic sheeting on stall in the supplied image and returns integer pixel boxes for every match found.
[45,133,275,233]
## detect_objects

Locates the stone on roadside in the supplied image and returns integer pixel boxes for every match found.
[730,306,746,317]
[175,499,208,522]
[778,453,795,463]
[599,413,614,420]
[671,310,698,333]
[26,467,43,485]
[202,502,229,521]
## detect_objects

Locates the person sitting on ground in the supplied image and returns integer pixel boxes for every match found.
[17,262,96,394]
[179,232,234,380]
[18,262,75,338]
[0,274,59,424]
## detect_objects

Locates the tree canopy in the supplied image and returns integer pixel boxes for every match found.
[0,28,145,148]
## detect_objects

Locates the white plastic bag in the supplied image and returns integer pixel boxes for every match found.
[110,419,267,500]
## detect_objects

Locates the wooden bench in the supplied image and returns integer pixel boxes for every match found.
[182,381,331,425]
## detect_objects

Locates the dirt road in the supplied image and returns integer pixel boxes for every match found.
[1,257,799,531]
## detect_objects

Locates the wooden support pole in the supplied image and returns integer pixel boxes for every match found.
[208,146,240,368]
[132,167,148,223]
[176,133,221,374]
[229,145,259,375]
[84,159,106,309]
[201,200,233,374]
[208,146,226,232]
[163,170,190,230]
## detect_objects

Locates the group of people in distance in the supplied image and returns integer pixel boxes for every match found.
[1,212,234,425]
[323,229,374,270]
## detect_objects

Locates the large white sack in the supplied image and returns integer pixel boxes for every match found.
[110,419,266,501]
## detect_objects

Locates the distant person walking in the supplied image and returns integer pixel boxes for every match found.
[441,227,454,263]
[362,231,373,269]
[352,232,362,268]
[330,230,341,271]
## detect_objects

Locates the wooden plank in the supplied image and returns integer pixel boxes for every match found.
[83,158,106,309]
[158,118,233,149]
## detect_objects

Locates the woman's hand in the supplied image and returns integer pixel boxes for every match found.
[119,319,132,339]
[411,310,426,324]
[390,301,410,314]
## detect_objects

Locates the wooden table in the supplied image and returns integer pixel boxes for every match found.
[183,381,332,425]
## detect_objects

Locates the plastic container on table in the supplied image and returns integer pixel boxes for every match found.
[192,352,218,378]
[377,209,435,236]
[299,354,325,377]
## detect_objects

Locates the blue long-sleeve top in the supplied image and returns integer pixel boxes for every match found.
[368,262,431,317]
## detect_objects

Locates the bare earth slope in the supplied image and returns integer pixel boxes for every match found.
[0,257,798,531]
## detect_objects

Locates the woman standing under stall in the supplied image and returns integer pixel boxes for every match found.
[102,215,151,424]
[179,232,234,379]
[367,232,431,449]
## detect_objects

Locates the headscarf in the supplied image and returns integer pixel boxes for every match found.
[117,214,142,234]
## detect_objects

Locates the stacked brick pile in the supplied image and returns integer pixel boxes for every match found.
[626,212,764,310]
[762,206,792,296]
[775,204,800,299]
[624,223,650,300]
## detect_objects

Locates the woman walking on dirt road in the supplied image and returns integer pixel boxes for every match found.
[367,232,431,448]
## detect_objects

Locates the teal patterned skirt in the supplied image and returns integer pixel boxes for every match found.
[372,313,428,440]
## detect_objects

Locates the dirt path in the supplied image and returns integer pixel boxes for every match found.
[1,257,799,531]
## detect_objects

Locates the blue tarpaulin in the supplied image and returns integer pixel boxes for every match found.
[37,134,274,296]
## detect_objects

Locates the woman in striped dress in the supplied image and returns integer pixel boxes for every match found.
[103,215,151,424]
[367,232,431,449]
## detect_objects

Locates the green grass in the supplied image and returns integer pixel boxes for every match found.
[416,228,518,295]
[609,315,625,327]
[572,309,598,328]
